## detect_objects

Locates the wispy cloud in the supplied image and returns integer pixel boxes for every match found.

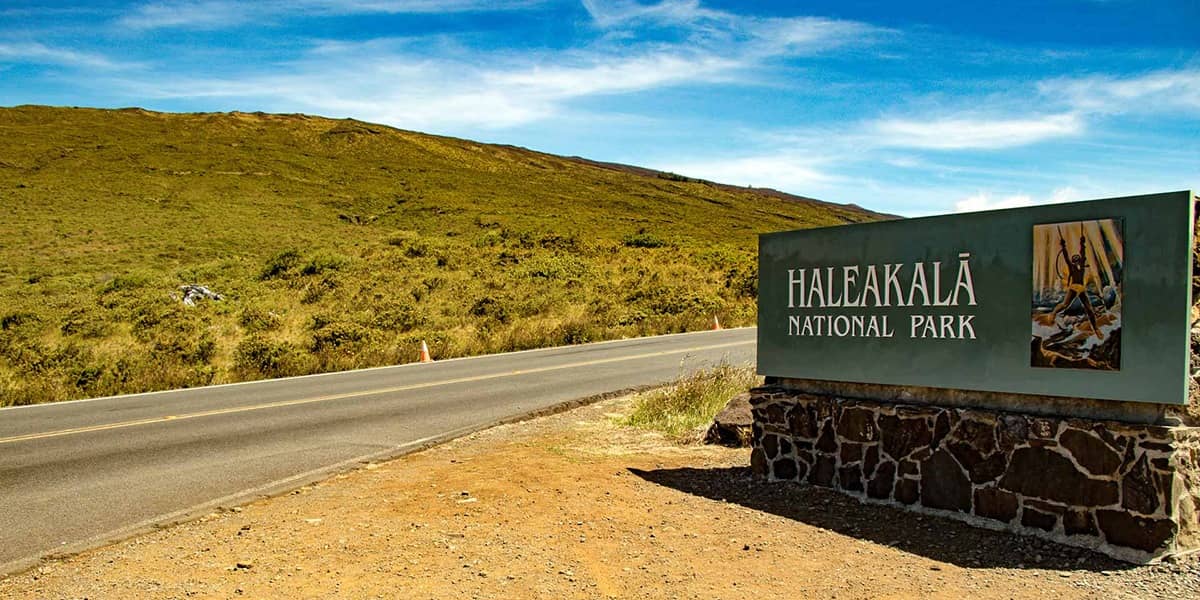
[871,113,1083,150]
[581,0,722,28]
[106,2,880,130]
[0,42,122,69]
[1039,68,1200,115]
[656,153,838,192]
[126,46,740,129]
[953,187,1080,213]
[117,0,541,30]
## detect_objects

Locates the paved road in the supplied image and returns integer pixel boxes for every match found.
[0,328,755,574]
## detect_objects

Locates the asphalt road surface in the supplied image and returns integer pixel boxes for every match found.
[0,328,755,575]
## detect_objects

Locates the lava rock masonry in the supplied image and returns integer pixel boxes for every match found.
[750,388,1200,563]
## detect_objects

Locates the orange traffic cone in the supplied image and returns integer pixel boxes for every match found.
[711,315,722,330]
[418,340,433,363]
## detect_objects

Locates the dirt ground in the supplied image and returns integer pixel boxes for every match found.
[2,395,1196,600]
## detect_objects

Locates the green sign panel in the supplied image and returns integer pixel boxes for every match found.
[758,191,1195,405]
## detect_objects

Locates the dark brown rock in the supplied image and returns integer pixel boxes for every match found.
[839,464,864,492]
[1064,509,1099,536]
[1060,429,1121,476]
[779,438,793,456]
[868,461,896,500]
[998,415,1028,452]
[1022,506,1058,531]
[796,450,814,466]
[952,418,997,455]
[969,453,1008,485]
[879,415,932,461]
[897,460,918,477]
[750,447,767,476]
[895,478,919,505]
[1121,454,1160,515]
[765,402,786,425]
[999,447,1119,506]
[1097,510,1177,552]
[773,457,798,481]
[974,486,1018,523]
[788,405,819,439]
[1093,425,1123,452]
[863,445,880,477]
[1030,418,1058,438]
[817,421,838,453]
[840,443,863,465]
[920,449,971,512]
[706,393,755,447]
[837,407,879,443]
[811,454,836,487]
[932,412,951,448]
[947,442,983,473]
[763,434,779,460]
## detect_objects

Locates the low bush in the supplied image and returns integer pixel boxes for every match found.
[622,364,759,439]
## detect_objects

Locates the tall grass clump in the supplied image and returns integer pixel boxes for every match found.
[622,364,759,439]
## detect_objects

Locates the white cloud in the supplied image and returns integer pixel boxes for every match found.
[953,186,1080,213]
[656,154,837,192]
[581,0,721,29]
[0,42,121,69]
[126,44,741,129]
[107,3,877,130]
[1040,68,1200,115]
[872,112,1083,150]
[117,0,540,30]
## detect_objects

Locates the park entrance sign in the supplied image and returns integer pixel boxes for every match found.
[757,190,1194,405]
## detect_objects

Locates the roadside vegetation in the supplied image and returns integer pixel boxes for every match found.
[0,106,881,406]
[622,364,760,439]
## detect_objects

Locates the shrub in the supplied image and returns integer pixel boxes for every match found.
[310,321,371,352]
[622,231,667,248]
[622,364,758,439]
[239,307,284,332]
[372,302,425,332]
[300,252,349,276]
[234,335,298,378]
[470,296,511,324]
[1,311,40,331]
[99,271,153,293]
[300,275,339,304]
[260,249,301,280]
[520,254,589,281]
[628,285,720,316]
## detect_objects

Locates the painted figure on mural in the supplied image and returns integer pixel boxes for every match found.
[1030,218,1123,371]
[1050,233,1100,337]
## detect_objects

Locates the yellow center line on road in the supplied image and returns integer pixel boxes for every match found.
[0,340,753,446]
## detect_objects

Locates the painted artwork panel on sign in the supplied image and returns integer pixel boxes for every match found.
[1031,219,1124,371]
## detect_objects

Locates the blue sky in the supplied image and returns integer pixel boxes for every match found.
[1,0,1196,216]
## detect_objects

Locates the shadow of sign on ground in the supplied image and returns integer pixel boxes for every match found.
[627,465,1136,573]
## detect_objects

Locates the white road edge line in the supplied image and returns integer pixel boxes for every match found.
[0,327,755,412]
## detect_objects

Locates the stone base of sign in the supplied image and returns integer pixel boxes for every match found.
[750,385,1200,563]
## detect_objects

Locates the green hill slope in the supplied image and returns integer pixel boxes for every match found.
[0,105,884,405]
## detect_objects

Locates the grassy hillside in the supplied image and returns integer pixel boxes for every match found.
[0,105,883,406]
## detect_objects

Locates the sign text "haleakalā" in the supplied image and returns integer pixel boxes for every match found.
[785,252,978,340]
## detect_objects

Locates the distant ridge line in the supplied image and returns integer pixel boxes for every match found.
[561,156,898,220]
